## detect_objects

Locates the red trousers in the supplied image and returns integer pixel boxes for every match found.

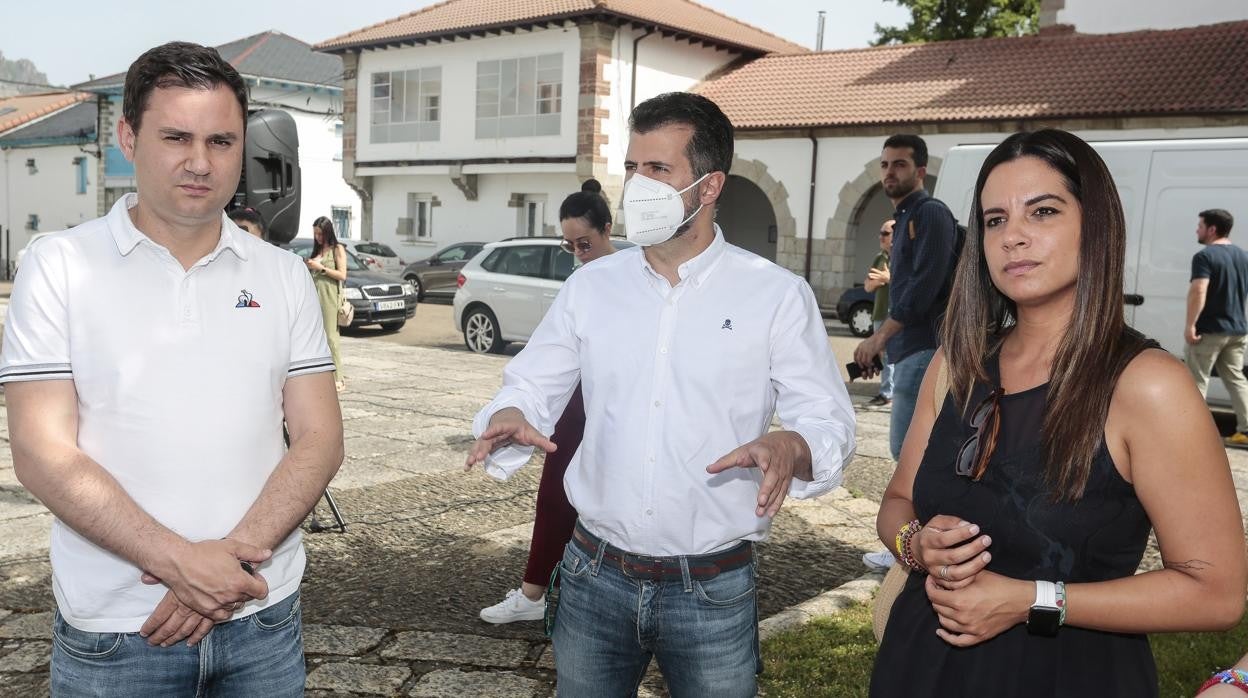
[523,384,583,587]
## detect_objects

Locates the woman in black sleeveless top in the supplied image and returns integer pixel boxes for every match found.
[870,130,1246,697]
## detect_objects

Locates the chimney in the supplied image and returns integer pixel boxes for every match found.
[816,11,826,50]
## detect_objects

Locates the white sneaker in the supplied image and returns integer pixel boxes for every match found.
[862,550,896,571]
[479,588,546,624]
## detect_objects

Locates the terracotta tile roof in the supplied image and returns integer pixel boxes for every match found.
[696,21,1248,129]
[315,0,805,55]
[0,92,93,136]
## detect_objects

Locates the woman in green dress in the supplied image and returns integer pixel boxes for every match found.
[308,216,348,391]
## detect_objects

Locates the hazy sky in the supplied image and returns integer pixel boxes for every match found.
[4,0,909,88]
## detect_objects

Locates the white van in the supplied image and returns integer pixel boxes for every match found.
[933,137,1248,406]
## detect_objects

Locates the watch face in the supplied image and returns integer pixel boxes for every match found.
[1027,606,1061,637]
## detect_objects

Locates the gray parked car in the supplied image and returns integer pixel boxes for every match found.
[402,242,485,300]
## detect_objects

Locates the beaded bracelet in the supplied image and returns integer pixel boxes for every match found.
[1199,669,1248,695]
[894,519,925,572]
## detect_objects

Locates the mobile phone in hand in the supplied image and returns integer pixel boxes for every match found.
[845,356,884,381]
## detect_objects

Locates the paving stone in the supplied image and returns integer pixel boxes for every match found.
[303,625,388,656]
[0,612,51,640]
[407,669,541,698]
[381,631,529,668]
[305,662,411,695]
[0,640,50,672]
[535,645,556,670]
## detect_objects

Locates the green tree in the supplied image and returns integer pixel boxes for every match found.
[873,0,1040,45]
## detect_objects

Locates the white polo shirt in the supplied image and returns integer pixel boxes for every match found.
[0,194,334,632]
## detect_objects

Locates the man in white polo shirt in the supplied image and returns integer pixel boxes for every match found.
[466,92,856,697]
[1,42,342,695]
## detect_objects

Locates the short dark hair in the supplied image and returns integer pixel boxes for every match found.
[883,134,929,168]
[1201,209,1235,237]
[559,178,612,233]
[629,92,734,178]
[227,206,266,232]
[123,41,248,133]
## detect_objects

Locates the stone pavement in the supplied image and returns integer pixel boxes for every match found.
[0,333,1246,696]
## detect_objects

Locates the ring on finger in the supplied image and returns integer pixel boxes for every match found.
[939,564,949,581]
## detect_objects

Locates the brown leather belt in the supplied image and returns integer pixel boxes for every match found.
[571,522,753,582]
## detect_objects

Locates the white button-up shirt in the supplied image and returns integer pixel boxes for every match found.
[474,227,855,556]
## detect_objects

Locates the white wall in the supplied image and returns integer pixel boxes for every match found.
[0,144,98,254]
[368,170,579,257]
[602,29,741,178]
[735,122,1248,292]
[1055,0,1248,33]
[250,86,362,240]
[355,26,582,163]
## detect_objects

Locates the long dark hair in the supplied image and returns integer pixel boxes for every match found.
[558,178,612,233]
[941,129,1152,501]
[312,216,339,258]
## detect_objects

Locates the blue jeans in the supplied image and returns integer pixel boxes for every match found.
[889,348,935,461]
[51,591,304,697]
[873,320,894,400]
[551,539,760,698]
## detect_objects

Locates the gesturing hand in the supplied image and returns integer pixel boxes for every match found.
[464,407,557,470]
[706,431,811,518]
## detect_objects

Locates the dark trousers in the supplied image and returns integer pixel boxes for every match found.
[523,384,583,587]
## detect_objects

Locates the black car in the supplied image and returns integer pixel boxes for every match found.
[401,242,485,300]
[836,285,876,338]
[285,240,418,331]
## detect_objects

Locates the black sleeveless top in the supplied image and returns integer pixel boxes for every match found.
[870,350,1158,698]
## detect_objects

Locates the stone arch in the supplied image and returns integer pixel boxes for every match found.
[826,154,943,298]
[726,154,799,269]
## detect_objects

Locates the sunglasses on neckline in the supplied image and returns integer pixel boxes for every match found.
[954,387,1002,481]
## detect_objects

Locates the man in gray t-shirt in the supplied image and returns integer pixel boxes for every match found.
[1185,208,1248,446]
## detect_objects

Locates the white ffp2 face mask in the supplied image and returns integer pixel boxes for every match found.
[621,172,709,246]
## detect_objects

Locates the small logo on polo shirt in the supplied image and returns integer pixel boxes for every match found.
[721,318,733,330]
[235,290,260,308]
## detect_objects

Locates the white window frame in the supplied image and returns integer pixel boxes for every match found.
[399,194,435,241]
[514,194,547,237]
[371,67,442,143]
[476,53,562,139]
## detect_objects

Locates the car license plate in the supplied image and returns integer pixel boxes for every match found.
[375,300,404,311]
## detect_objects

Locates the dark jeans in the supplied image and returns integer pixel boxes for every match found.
[51,591,304,697]
[523,384,583,588]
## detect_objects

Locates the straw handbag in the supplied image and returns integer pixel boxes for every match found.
[872,358,950,643]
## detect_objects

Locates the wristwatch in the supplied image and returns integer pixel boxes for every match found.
[1027,580,1061,636]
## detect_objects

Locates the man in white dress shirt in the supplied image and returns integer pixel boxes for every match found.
[466,92,855,697]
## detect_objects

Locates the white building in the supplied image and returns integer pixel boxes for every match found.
[322,0,1248,304]
[0,92,98,265]
[76,32,362,241]
[315,0,801,260]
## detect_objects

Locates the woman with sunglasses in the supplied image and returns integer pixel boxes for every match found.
[479,179,616,624]
[870,130,1246,697]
